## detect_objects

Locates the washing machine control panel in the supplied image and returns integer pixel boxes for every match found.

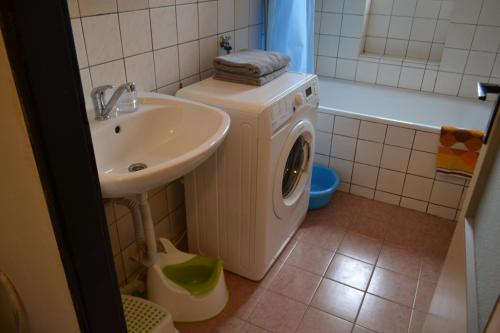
[270,76,319,133]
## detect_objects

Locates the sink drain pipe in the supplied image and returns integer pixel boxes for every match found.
[138,192,157,267]
[114,197,146,262]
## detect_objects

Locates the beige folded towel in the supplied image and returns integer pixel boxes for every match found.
[213,49,290,78]
[213,67,288,86]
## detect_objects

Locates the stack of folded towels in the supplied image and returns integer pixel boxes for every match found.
[213,49,290,86]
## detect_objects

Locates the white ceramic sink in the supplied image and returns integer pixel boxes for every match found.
[90,92,230,198]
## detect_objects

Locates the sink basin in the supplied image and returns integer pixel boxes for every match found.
[90,92,230,198]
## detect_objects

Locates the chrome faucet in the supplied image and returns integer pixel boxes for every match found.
[91,82,136,121]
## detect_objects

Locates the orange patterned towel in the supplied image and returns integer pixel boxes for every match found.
[436,126,484,178]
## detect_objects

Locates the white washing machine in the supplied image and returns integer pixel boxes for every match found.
[176,72,319,280]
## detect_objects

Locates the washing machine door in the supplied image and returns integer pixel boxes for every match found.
[273,119,315,219]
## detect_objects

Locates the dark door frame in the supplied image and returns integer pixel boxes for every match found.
[0,1,127,332]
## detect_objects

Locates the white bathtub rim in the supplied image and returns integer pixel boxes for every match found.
[318,105,441,133]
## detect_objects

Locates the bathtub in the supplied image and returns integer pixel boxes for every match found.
[315,77,492,220]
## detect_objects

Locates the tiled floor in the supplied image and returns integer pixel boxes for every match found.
[176,192,456,333]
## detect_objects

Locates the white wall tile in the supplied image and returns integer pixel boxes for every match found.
[82,14,122,66]
[452,0,482,24]
[177,4,199,43]
[330,158,354,182]
[199,36,218,72]
[427,204,456,219]
[316,56,337,76]
[407,150,436,178]
[411,18,437,42]
[403,174,434,201]
[117,0,148,11]
[178,41,200,79]
[332,134,357,160]
[350,184,375,199]
[413,131,439,153]
[336,59,357,79]
[434,71,462,95]
[355,140,383,166]
[430,181,463,208]
[235,28,249,51]
[398,67,424,90]
[371,0,394,15]
[377,64,401,86]
[323,0,344,13]
[459,75,487,98]
[385,39,408,58]
[380,145,411,171]
[151,7,178,49]
[198,1,218,38]
[478,0,500,26]
[235,0,250,29]
[334,116,360,137]
[218,0,235,33]
[388,16,413,40]
[321,13,343,35]
[338,37,362,59]
[79,0,116,16]
[471,26,500,52]
[433,20,449,43]
[315,153,330,166]
[374,190,401,205]
[358,121,387,142]
[90,60,127,87]
[341,14,364,38]
[125,53,156,91]
[338,182,351,192]
[344,0,367,15]
[71,19,88,69]
[149,0,176,7]
[392,0,417,16]
[400,196,428,212]
[406,41,431,60]
[365,37,387,55]
[367,15,390,37]
[444,23,475,49]
[440,48,469,73]
[385,126,415,148]
[439,1,455,20]
[415,0,441,18]
[421,69,438,92]
[352,163,379,188]
[119,10,152,57]
[316,131,333,155]
[154,46,180,87]
[356,61,379,83]
[377,168,405,194]
[316,112,335,133]
[465,51,496,76]
[319,35,340,57]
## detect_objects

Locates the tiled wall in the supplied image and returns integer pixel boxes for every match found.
[314,110,468,221]
[66,0,264,285]
[315,0,500,98]
[364,0,453,62]
[104,180,186,285]
[67,0,264,116]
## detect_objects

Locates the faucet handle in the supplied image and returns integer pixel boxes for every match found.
[91,85,113,114]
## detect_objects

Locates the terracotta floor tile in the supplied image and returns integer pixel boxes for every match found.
[377,245,421,278]
[299,222,346,250]
[357,294,412,333]
[248,290,307,333]
[296,308,353,333]
[310,278,364,322]
[176,317,217,333]
[325,254,374,290]
[307,204,353,228]
[286,241,334,275]
[269,264,322,304]
[259,260,283,289]
[414,279,437,312]
[352,325,376,333]
[224,272,264,320]
[408,310,428,333]
[338,233,382,264]
[367,267,418,307]
[384,216,427,252]
[349,214,388,240]
[419,255,445,283]
[214,315,247,333]
[242,323,270,333]
[276,238,297,263]
[356,199,398,222]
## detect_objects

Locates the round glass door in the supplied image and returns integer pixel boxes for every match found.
[282,135,310,198]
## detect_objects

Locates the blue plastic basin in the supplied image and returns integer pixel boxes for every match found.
[308,164,340,210]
